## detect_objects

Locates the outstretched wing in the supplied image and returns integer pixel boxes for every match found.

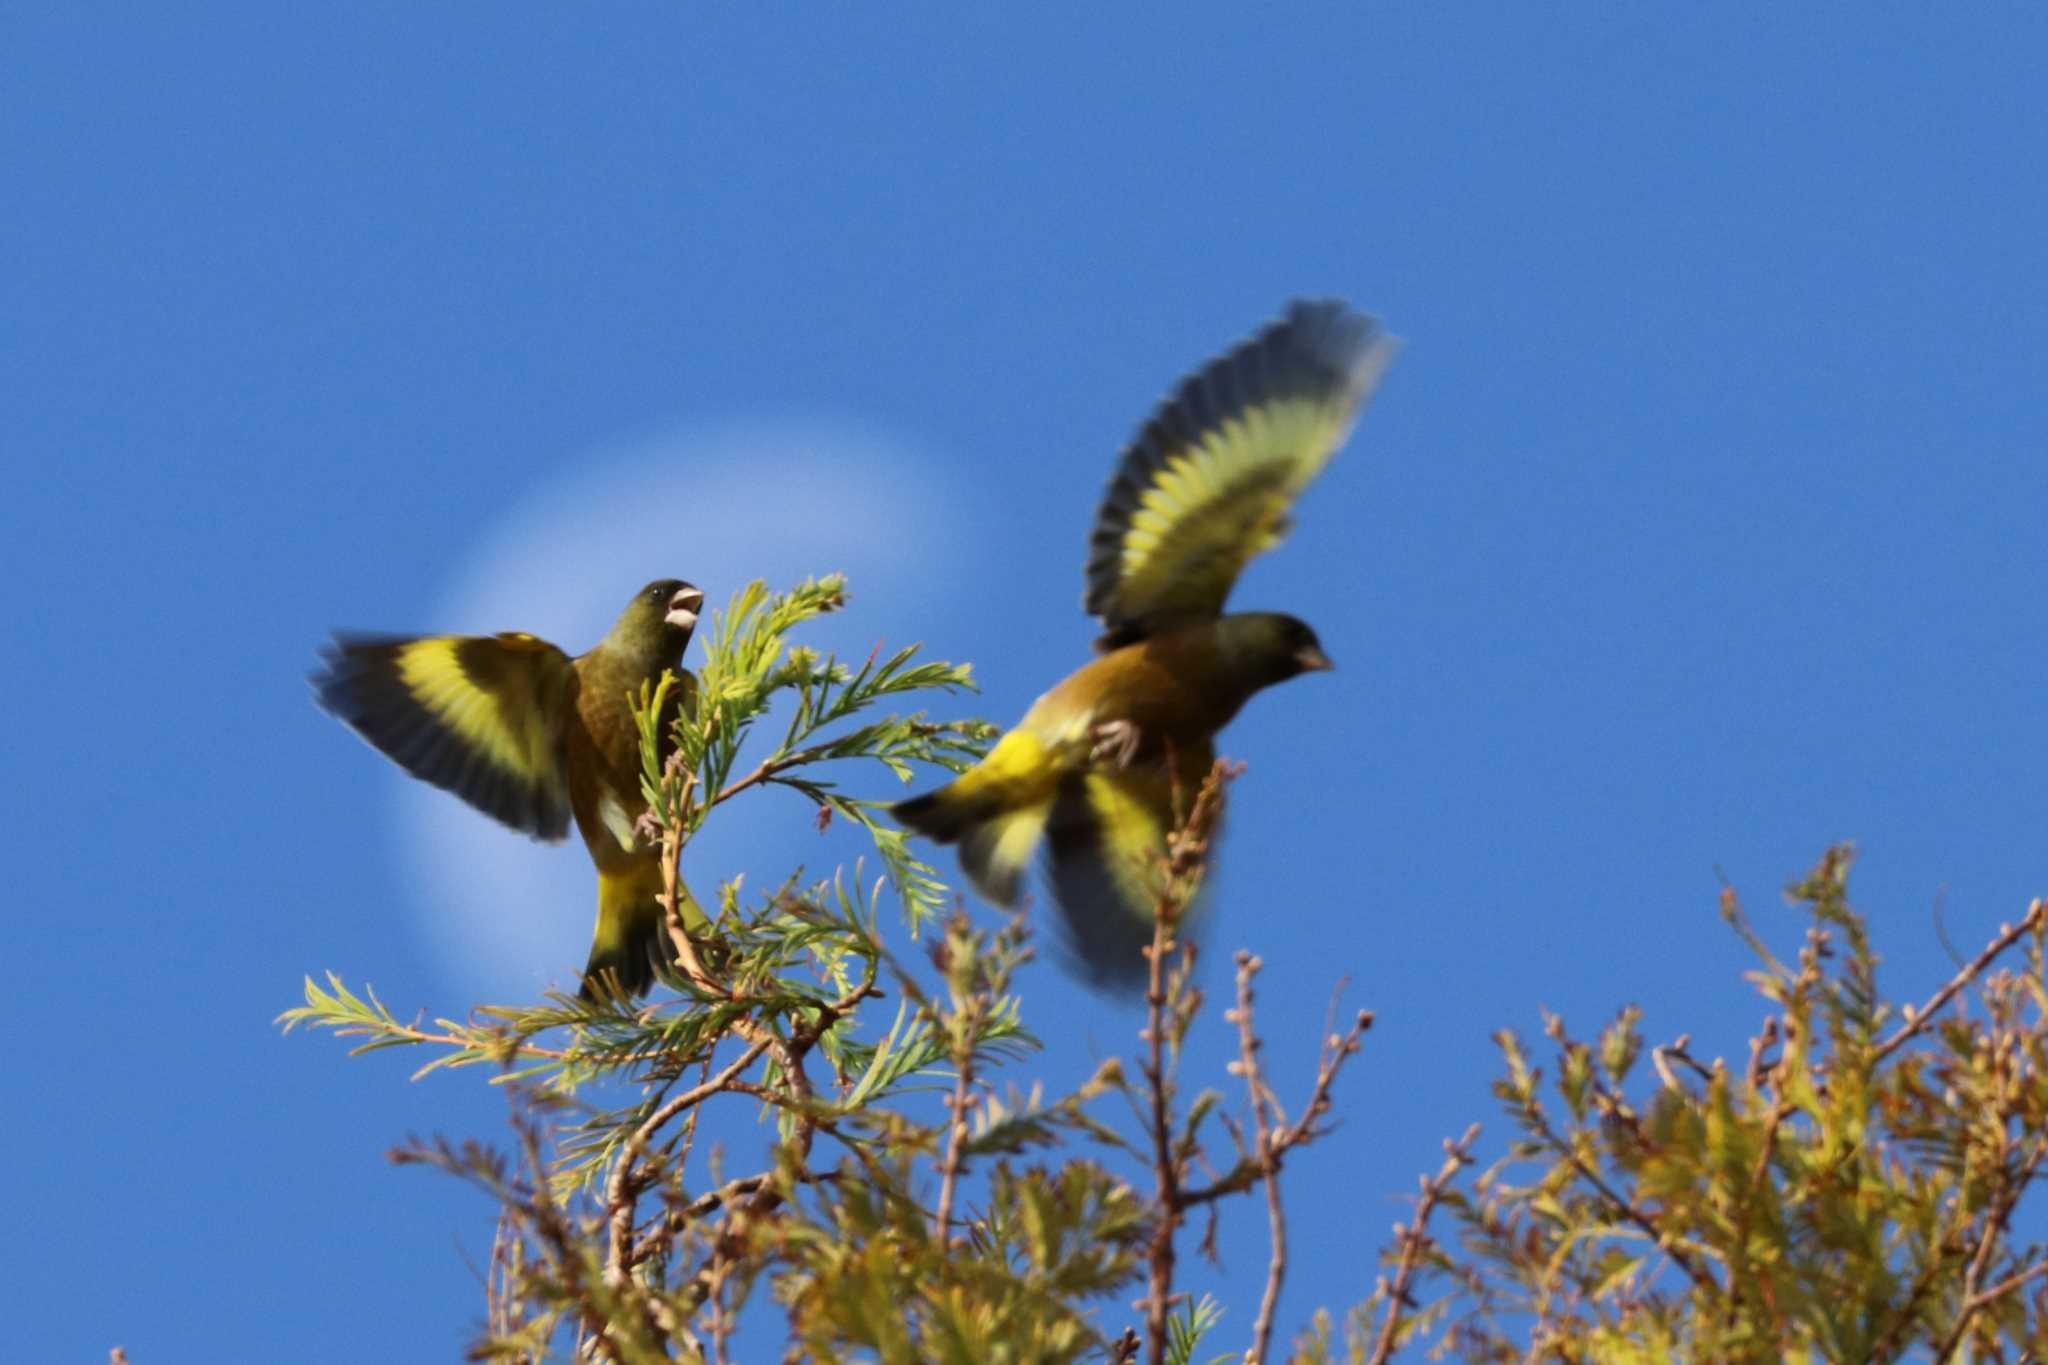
[312,631,578,841]
[1083,299,1397,646]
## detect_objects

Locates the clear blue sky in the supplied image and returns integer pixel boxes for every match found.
[8,6,2046,1360]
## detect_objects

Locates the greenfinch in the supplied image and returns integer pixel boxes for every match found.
[894,301,1396,988]
[313,579,708,998]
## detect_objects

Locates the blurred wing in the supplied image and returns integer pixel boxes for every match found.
[312,631,578,841]
[1042,740,1215,992]
[1084,299,1398,645]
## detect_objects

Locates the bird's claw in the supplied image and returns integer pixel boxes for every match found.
[1089,719,1143,769]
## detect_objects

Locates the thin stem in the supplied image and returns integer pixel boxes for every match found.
[1140,761,1236,1365]
[1927,1134,2048,1359]
[605,1036,773,1284]
[1231,952,1286,1365]
[1143,904,1179,1365]
[1522,1100,1720,1295]
[935,1000,978,1250]
[1365,1125,1479,1365]
[711,734,848,808]
[1874,899,2048,1064]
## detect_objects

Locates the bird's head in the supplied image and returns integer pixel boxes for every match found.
[1218,612,1334,691]
[607,578,707,664]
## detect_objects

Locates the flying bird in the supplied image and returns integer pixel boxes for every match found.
[893,300,1396,989]
[312,579,709,998]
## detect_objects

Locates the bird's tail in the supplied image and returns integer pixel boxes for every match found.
[893,733,1060,907]
[580,865,708,1001]
[1043,745,1217,992]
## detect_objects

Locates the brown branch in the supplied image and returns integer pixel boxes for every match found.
[1275,1006,1375,1155]
[1139,761,1235,1365]
[1142,897,1181,1365]
[1971,1137,2045,1290]
[708,1273,734,1365]
[1743,1017,1781,1093]
[1937,1133,2048,1358]
[664,1030,834,1334]
[675,1172,773,1225]
[710,733,850,808]
[1649,1032,1717,1092]
[635,1167,838,1281]
[933,1087,970,1247]
[1521,1099,1720,1295]
[1968,1256,2048,1315]
[604,1035,773,1284]
[1867,1267,1947,1365]
[1365,1124,1479,1365]
[1230,951,1287,1365]
[1873,1127,2048,1363]
[935,990,979,1251]
[658,811,723,997]
[1874,899,2048,1064]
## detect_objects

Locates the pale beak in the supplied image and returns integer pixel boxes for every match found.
[666,586,705,630]
[1295,643,1334,673]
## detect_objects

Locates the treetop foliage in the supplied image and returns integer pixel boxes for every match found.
[283,577,2048,1363]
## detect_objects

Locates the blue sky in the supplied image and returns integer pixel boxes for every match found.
[7,5,2047,1359]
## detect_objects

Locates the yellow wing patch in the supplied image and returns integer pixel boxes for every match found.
[313,630,578,840]
[1084,300,1397,644]
[393,637,559,784]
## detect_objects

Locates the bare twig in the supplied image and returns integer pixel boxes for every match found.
[1649,1033,1715,1091]
[1722,1109,1789,1332]
[935,918,984,1250]
[1142,895,1181,1365]
[934,1067,975,1250]
[1926,1134,2048,1360]
[1867,1276,1939,1364]
[1141,761,1233,1365]
[1230,952,1286,1365]
[1743,1017,1781,1093]
[1365,1124,1479,1365]
[708,1273,734,1365]
[605,1035,773,1283]
[1874,899,2048,1064]
[1969,1257,2048,1315]
[675,1172,773,1224]
[1274,1006,1375,1155]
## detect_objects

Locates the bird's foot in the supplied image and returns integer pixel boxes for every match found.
[1089,719,1143,769]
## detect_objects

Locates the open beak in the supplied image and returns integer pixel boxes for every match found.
[666,585,705,631]
[1295,643,1334,673]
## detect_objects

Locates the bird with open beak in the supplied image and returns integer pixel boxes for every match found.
[313,579,709,997]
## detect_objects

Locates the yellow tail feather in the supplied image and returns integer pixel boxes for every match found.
[892,731,1064,906]
[955,798,1056,907]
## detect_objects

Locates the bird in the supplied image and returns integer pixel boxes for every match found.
[311,578,710,999]
[892,300,1396,990]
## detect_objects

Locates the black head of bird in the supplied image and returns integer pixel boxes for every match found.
[604,579,706,666]
[892,299,1395,992]
[1212,612,1335,692]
